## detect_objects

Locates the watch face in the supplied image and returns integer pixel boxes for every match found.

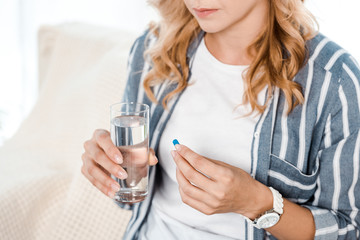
[257,212,280,229]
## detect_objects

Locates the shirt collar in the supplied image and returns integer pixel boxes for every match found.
[186,30,205,60]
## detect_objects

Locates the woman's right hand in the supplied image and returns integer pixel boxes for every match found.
[81,129,158,198]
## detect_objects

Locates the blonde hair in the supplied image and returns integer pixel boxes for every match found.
[144,0,317,113]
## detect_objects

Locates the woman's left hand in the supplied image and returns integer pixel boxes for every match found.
[171,144,272,219]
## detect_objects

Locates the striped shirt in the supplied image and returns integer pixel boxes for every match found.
[118,30,360,240]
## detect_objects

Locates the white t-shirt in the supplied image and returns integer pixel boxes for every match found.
[149,39,266,239]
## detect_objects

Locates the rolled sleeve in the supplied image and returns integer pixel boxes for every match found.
[303,206,339,240]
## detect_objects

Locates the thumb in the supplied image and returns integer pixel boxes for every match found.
[149,148,158,166]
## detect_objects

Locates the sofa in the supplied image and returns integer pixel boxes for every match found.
[0,23,137,239]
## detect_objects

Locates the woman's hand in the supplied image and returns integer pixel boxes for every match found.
[81,129,158,198]
[172,144,272,219]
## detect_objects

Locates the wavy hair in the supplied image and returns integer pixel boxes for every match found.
[144,0,317,114]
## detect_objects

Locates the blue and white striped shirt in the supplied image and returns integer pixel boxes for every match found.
[119,30,360,240]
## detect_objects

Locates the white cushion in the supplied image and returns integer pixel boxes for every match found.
[0,22,136,239]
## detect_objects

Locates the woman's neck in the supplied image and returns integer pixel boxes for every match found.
[204,3,268,66]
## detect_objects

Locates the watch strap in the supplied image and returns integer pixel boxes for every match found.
[269,187,283,215]
[246,187,283,229]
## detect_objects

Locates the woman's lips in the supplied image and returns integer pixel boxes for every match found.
[193,8,218,18]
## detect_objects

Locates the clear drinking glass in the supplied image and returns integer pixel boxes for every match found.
[110,102,149,203]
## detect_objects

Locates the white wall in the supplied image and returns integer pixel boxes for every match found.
[0,1,23,142]
[306,0,360,61]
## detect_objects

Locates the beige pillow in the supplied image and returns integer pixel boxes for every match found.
[0,23,136,240]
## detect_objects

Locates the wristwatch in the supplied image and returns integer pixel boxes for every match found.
[251,187,284,229]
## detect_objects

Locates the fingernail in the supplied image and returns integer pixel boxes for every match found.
[174,144,180,151]
[171,150,176,158]
[118,170,128,179]
[111,183,120,192]
[108,191,115,198]
[115,155,123,164]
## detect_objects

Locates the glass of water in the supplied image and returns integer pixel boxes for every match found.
[110,102,149,203]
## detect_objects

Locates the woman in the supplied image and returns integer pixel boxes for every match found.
[81,0,360,239]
